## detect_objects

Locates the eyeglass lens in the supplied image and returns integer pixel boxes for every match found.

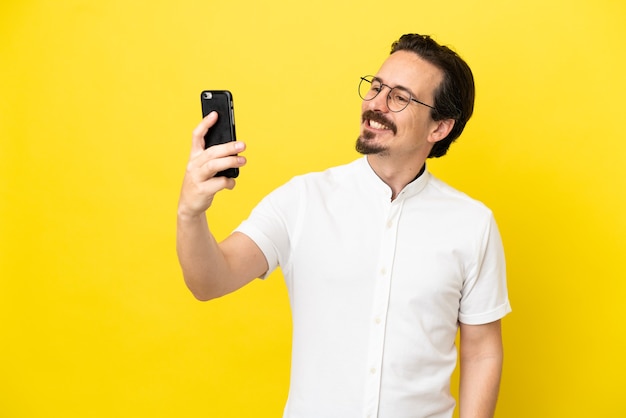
[358,76,412,112]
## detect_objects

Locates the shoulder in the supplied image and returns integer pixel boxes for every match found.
[418,173,496,232]
[283,158,365,190]
[425,174,493,214]
[258,159,363,208]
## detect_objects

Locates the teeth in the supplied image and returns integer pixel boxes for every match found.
[370,120,388,130]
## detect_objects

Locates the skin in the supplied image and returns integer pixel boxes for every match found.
[459,320,504,418]
[357,50,454,200]
[177,50,503,417]
[176,112,265,301]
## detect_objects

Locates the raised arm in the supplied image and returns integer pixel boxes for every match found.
[176,113,268,301]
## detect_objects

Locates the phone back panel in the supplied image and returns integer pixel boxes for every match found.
[200,90,238,178]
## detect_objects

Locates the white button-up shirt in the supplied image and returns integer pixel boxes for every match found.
[236,157,511,418]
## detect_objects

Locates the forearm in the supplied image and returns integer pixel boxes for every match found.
[459,353,502,418]
[176,212,231,301]
[458,320,504,418]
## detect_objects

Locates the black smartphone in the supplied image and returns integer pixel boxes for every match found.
[200,90,238,178]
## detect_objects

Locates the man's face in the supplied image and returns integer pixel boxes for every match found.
[356,50,444,159]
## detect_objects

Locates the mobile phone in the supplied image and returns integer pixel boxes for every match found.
[200,90,238,178]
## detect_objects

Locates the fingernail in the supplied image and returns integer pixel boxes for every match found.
[234,141,245,151]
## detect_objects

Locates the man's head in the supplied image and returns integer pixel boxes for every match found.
[356,34,475,160]
[391,33,475,158]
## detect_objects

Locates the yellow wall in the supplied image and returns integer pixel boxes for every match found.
[1,0,625,416]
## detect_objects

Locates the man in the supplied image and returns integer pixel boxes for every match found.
[177,33,511,418]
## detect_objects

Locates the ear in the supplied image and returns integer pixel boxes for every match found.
[428,119,455,143]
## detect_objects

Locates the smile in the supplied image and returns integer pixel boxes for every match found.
[369,119,390,130]
[362,110,397,135]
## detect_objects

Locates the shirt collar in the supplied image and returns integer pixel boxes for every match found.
[359,156,430,201]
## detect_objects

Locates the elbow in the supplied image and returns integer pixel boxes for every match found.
[190,291,214,302]
[187,285,224,302]
[184,277,225,302]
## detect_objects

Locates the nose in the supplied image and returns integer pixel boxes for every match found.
[366,86,391,113]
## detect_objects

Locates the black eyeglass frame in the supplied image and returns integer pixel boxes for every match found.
[358,75,436,112]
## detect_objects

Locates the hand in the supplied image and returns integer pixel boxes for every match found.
[178,112,247,219]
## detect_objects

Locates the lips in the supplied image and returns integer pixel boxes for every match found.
[362,110,397,135]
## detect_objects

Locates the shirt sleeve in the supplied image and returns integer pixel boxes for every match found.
[458,213,511,325]
[234,177,303,279]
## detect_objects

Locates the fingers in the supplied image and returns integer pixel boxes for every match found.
[194,152,247,182]
[179,158,240,218]
[179,133,247,217]
[189,110,246,174]
[180,116,249,217]
[189,141,246,178]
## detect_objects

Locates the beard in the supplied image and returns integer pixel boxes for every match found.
[355,131,389,155]
[355,110,396,155]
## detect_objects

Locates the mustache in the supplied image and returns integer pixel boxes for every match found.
[362,110,397,135]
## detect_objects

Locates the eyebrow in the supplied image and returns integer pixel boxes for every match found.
[372,76,415,96]
[371,75,437,110]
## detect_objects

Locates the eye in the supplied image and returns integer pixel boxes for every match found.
[393,91,410,104]
[370,81,382,92]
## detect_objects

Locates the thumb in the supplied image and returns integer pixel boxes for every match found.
[191,111,218,154]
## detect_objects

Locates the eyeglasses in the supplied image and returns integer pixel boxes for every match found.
[358,75,436,112]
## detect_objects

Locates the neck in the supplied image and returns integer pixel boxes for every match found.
[366,155,426,200]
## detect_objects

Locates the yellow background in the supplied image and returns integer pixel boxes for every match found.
[1,0,625,416]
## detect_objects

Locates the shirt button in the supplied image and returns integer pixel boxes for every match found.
[374,317,381,324]
[370,367,377,375]
[386,219,393,228]
[380,268,386,276]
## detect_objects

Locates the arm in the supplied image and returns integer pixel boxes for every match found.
[458,320,504,418]
[176,113,268,301]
